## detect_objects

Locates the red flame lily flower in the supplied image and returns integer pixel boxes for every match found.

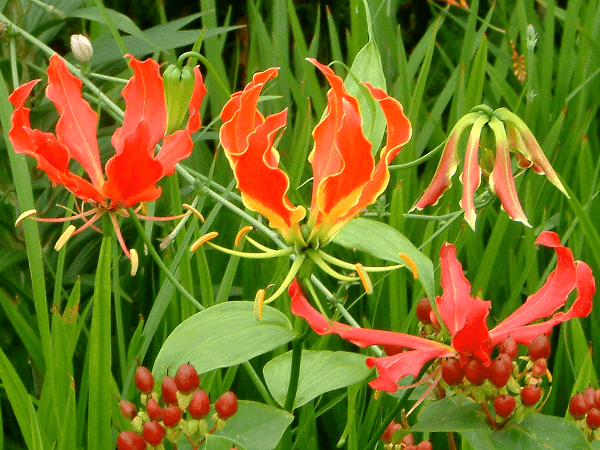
[219,59,411,246]
[290,231,595,392]
[413,106,568,229]
[9,54,206,268]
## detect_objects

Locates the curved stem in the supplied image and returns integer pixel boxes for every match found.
[127,208,204,311]
[307,250,359,282]
[318,250,405,272]
[205,241,294,259]
[263,255,306,304]
[389,140,446,171]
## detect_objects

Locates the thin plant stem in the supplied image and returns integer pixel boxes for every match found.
[284,327,311,412]
[127,208,205,311]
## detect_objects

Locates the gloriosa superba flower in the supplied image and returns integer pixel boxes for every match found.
[194,59,412,311]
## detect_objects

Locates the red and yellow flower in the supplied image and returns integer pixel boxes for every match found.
[290,231,594,392]
[414,106,567,229]
[9,54,206,272]
[198,59,411,306]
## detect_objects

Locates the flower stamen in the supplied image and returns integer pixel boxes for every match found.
[399,252,419,279]
[54,224,77,250]
[190,232,219,252]
[234,226,253,247]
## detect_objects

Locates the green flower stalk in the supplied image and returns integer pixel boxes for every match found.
[413,105,568,229]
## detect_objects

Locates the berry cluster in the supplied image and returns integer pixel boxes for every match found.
[381,420,433,450]
[117,363,238,450]
[569,387,600,441]
[407,297,552,429]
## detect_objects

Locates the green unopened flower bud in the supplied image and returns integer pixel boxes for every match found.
[70,34,93,64]
[164,64,196,134]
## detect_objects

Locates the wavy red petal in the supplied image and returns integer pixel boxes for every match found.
[307,60,374,229]
[112,56,166,155]
[45,54,104,188]
[489,231,586,345]
[8,79,105,204]
[103,121,164,208]
[326,83,411,238]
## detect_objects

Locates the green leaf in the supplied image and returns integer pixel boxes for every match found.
[214,400,293,450]
[263,350,371,408]
[69,7,146,39]
[414,397,591,449]
[152,302,296,380]
[332,218,436,300]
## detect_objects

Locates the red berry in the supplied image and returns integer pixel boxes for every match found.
[415,298,433,324]
[520,385,542,406]
[404,446,417,450]
[215,391,238,419]
[134,366,154,394]
[594,389,600,409]
[441,357,463,385]
[142,421,165,446]
[528,335,551,361]
[401,433,415,446]
[583,387,596,410]
[175,363,200,393]
[569,393,589,419]
[381,420,402,442]
[162,405,183,427]
[488,353,513,388]
[493,394,516,418]
[416,441,433,450]
[498,336,519,360]
[119,400,137,420]
[463,358,487,385]
[188,389,211,419]
[146,398,163,421]
[116,431,146,450]
[161,375,178,405]
[531,358,547,378]
[586,408,600,429]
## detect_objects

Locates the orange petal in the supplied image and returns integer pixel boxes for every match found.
[220,69,305,239]
[459,114,487,229]
[8,79,105,204]
[487,117,530,226]
[45,54,104,188]
[306,60,374,234]
[112,56,167,156]
[103,121,164,208]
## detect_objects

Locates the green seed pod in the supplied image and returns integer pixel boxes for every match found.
[164,64,196,134]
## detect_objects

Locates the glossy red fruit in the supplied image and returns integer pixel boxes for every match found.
[401,433,415,446]
[415,298,433,324]
[416,441,433,450]
[499,336,519,361]
[583,387,596,410]
[531,358,547,378]
[528,335,551,361]
[188,389,211,419]
[116,431,146,450]
[215,391,238,419]
[463,358,487,385]
[161,375,178,405]
[493,394,516,418]
[381,420,403,442]
[175,363,200,393]
[586,408,600,429]
[134,366,154,394]
[404,446,417,450]
[441,357,463,385]
[569,393,589,419]
[594,389,600,409]
[488,353,513,388]
[146,398,163,421]
[119,400,137,419]
[520,385,542,406]
[162,405,183,427]
[142,421,165,446]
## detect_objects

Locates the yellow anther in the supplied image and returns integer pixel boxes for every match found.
[190,231,219,252]
[355,263,373,294]
[54,225,77,251]
[234,225,253,247]
[15,209,37,226]
[399,252,419,279]
[254,288,266,321]
[183,204,205,223]
[130,249,139,276]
